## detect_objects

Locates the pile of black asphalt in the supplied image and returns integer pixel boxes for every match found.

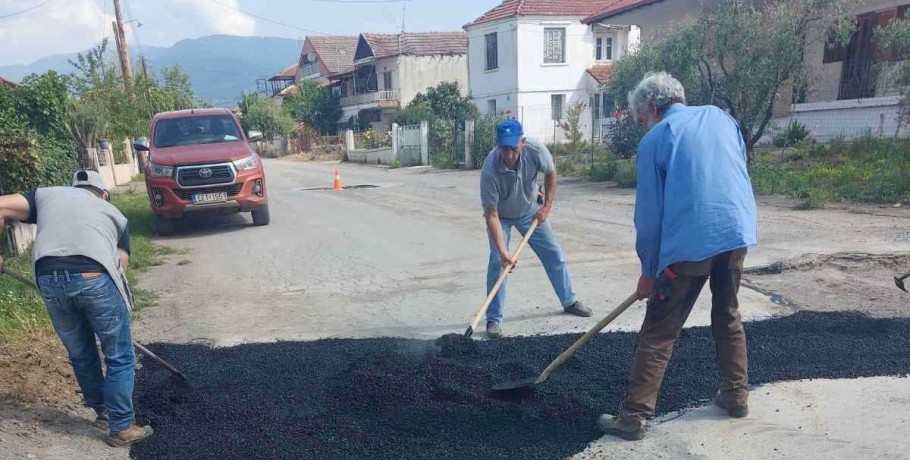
[131,311,910,460]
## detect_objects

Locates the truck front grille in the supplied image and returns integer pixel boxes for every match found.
[176,164,235,187]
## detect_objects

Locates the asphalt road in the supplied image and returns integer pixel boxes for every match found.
[134,159,910,346]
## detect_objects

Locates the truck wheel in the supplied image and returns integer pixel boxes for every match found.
[252,204,270,226]
[154,215,177,236]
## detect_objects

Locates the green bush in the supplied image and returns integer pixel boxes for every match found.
[773,120,812,147]
[615,159,637,188]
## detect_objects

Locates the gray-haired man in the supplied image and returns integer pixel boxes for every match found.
[0,170,154,447]
[598,72,758,440]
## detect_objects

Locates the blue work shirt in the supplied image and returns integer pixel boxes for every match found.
[634,103,758,278]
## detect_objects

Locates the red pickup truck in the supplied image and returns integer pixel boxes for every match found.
[133,108,270,235]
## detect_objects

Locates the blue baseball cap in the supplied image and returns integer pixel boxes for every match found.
[496,119,524,148]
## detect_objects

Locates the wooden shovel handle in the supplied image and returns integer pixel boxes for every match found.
[467,219,540,334]
[535,292,639,384]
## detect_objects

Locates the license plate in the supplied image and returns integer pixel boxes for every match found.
[192,192,228,204]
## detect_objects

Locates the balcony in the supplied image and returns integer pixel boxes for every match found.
[341,90,400,108]
[300,63,321,79]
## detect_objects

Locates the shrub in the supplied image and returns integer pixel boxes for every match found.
[773,120,812,148]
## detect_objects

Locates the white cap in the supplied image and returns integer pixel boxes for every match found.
[72,170,109,192]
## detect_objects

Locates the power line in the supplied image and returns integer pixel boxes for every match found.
[203,0,330,35]
[0,0,54,20]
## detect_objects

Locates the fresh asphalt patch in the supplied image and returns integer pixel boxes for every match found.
[131,311,910,460]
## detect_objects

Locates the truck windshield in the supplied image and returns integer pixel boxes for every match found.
[154,115,243,148]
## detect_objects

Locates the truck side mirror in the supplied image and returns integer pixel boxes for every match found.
[133,138,150,152]
[247,130,264,142]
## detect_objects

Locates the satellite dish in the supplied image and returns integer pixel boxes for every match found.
[306,52,318,63]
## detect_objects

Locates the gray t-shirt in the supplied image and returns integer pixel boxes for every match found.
[480,138,555,219]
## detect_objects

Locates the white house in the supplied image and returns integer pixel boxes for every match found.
[585,0,910,142]
[464,0,640,143]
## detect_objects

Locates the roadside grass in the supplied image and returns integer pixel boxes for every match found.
[0,186,168,341]
[554,145,638,188]
[750,136,910,209]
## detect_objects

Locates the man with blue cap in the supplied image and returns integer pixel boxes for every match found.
[479,119,591,338]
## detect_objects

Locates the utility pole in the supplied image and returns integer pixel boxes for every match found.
[112,0,133,90]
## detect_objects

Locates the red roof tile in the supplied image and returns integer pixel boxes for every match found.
[361,32,467,59]
[269,63,299,81]
[587,64,616,84]
[583,0,664,24]
[306,35,360,75]
[0,75,18,88]
[466,0,617,27]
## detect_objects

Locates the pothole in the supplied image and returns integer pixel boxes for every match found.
[297,184,381,191]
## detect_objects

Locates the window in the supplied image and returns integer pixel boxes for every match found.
[383,71,393,91]
[485,32,499,71]
[544,28,566,64]
[487,99,497,113]
[154,115,241,148]
[596,36,614,61]
[551,94,565,120]
[592,93,615,119]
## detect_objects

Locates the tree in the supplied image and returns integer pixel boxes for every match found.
[63,99,108,169]
[283,80,343,135]
[557,101,589,153]
[609,0,859,157]
[877,18,910,128]
[237,92,295,141]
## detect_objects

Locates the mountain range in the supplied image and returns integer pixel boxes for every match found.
[0,35,302,107]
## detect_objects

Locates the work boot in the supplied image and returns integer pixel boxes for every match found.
[597,414,646,441]
[564,301,592,317]
[714,391,749,418]
[107,424,154,448]
[92,410,109,431]
[486,321,502,339]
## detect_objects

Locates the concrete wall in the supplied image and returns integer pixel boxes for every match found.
[396,55,468,107]
[4,221,35,256]
[766,96,903,142]
[346,147,396,165]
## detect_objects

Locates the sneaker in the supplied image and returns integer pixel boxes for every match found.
[564,301,592,317]
[714,391,749,418]
[486,321,502,339]
[92,410,109,431]
[597,414,646,441]
[106,424,154,448]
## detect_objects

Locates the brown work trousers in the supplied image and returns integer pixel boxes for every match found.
[619,249,749,423]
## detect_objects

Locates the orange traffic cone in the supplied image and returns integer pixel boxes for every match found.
[333,168,343,191]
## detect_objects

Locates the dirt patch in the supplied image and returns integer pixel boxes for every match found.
[744,252,910,317]
[279,152,342,162]
[0,332,82,413]
[130,312,910,460]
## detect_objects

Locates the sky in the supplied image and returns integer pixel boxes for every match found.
[0,0,498,66]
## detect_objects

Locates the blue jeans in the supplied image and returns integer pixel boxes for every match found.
[37,271,136,433]
[486,212,577,324]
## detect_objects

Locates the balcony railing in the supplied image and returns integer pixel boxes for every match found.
[341,90,400,108]
[300,63,321,79]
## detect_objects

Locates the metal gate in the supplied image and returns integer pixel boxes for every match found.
[398,124,421,166]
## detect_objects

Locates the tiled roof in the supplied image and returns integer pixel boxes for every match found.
[361,32,467,59]
[466,0,617,27]
[308,35,360,74]
[0,75,18,88]
[583,0,664,24]
[269,63,298,81]
[587,65,616,84]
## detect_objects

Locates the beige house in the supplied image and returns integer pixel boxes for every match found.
[330,32,468,130]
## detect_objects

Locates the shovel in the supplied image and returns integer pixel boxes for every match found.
[2,268,190,383]
[896,271,910,292]
[464,219,540,338]
[491,292,639,394]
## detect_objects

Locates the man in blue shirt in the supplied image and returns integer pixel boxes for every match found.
[599,72,758,440]
[479,119,592,338]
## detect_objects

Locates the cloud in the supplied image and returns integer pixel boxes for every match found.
[0,0,117,66]
[168,0,255,36]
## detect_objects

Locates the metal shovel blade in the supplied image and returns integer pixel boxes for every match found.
[491,376,539,393]
[897,276,908,293]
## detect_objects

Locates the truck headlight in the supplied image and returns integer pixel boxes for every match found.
[148,162,174,177]
[233,153,259,171]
